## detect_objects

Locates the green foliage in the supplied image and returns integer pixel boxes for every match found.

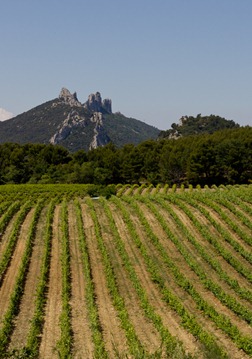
[158,114,239,139]
[74,199,108,358]
[103,113,159,147]
[0,199,44,356]
[0,126,251,186]
[1,185,252,357]
[0,100,159,152]
[25,200,56,357]
[87,197,143,357]
[112,195,227,358]
[0,201,32,284]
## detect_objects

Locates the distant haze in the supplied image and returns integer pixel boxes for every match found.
[0,108,14,121]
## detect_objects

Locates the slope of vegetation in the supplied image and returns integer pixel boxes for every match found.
[0,126,251,186]
[0,184,251,358]
[158,114,239,139]
[0,100,159,152]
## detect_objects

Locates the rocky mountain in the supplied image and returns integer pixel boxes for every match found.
[0,88,159,152]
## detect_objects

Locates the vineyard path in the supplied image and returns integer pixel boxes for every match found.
[9,206,48,351]
[39,205,62,359]
[81,203,129,358]
[68,202,94,359]
[135,200,250,359]
[108,201,201,357]
[0,208,35,327]
[95,201,166,355]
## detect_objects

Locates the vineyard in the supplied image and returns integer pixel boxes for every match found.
[0,184,252,358]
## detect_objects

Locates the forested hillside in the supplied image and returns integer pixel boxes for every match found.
[0,126,251,186]
[158,114,239,139]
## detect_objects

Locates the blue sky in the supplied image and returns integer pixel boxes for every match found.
[1,0,251,129]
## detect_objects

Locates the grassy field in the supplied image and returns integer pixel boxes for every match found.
[0,184,251,358]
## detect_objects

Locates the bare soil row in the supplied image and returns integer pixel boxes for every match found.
[0,190,251,358]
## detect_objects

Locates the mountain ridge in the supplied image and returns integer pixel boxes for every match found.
[0,88,160,152]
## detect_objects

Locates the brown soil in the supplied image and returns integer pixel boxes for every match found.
[141,187,149,196]
[123,187,132,196]
[219,202,252,237]
[128,200,251,359]
[8,206,48,351]
[39,205,62,359]
[0,193,251,359]
[81,203,129,358]
[107,201,202,357]
[154,209,252,338]
[94,202,165,356]
[179,201,252,293]
[0,208,35,328]
[68,202,94,359]
[0,210,22,261]
[169,203,252,311]
[197,200,252,260]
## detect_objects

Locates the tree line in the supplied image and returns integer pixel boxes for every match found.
[0,126,251,186]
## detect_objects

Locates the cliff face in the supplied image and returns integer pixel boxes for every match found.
[50,88,112,149]
[50,109,88,145]
[89,112,111,150]
[0,88,160,152]
[84,92,112,113]
[59,88,82,107]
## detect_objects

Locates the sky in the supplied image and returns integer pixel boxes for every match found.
[0,0,252,130]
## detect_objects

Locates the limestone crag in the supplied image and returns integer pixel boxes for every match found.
[0,87,160,151]
[49,88,113,148]
[89,112,111,150]
[59,88,112,113]
[84,92,112,113]
[59,88,82,107]
[50,110,87,145]
[102,98,112,113]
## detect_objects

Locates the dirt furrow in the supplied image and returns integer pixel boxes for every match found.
[39,205,62,359]
[177,201,252,291]
[0,210,21,261]
[108,202,201,357]
[149,209,252,338]
[197,201,252,260]
[218,202,252,237]
[68,202,94,359]
[127,201,250,359]
[0,208,35,327]
[170,203,252,307]
[95,201,165,356]
[81,203,128,358]
[8,206,48,351]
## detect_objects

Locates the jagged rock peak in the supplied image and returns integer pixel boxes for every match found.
[59,87,82,107]
[84,91,112,113]
[102,98,112,113]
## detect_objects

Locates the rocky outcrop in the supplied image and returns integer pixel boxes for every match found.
[89,112,111,150]
[84,92,112,113]
[50,108,111,149]
[102,98,112,113]
[85,92,102,112]
[59,88,82,107]
[50,110,87,144]
[51,89,112,148]
[59,87,112,114]
[0,88,160,151]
